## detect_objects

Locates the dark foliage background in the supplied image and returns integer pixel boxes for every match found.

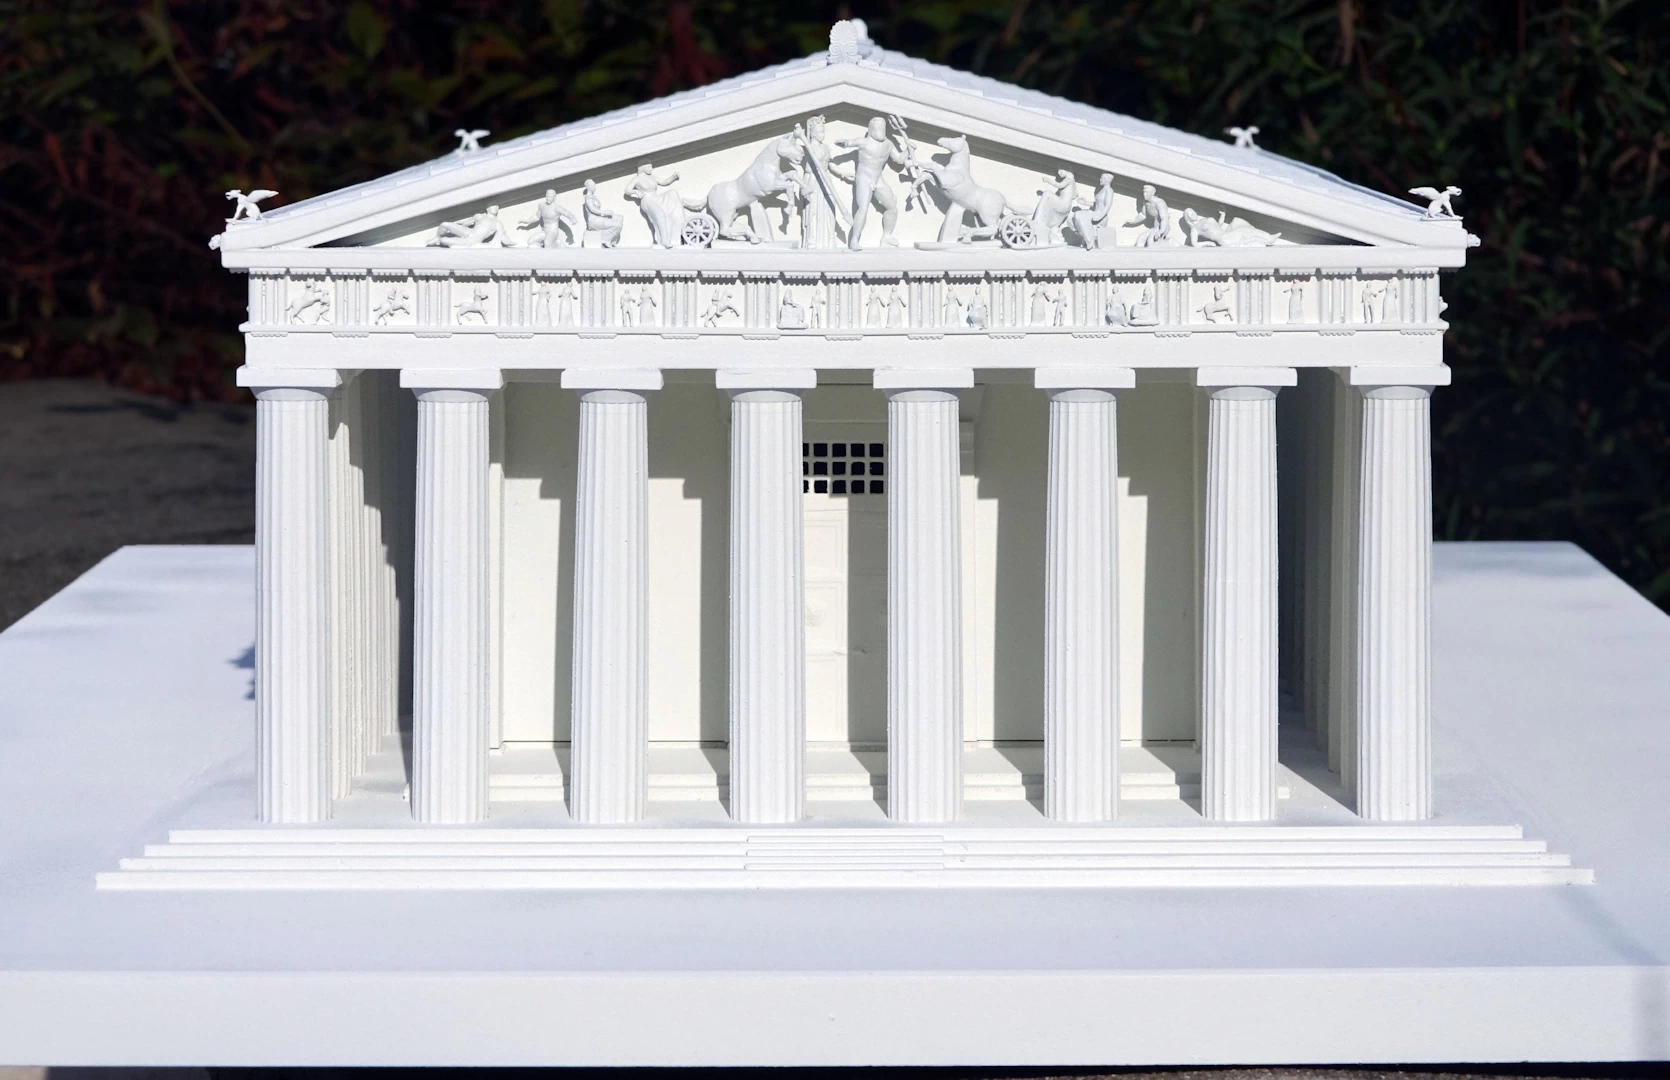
[3,0,1667,604]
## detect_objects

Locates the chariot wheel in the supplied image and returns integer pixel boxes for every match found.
[681,213,718,248]
[999,216,1036,249]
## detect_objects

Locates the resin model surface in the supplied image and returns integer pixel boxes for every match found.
[106,20,1590,889]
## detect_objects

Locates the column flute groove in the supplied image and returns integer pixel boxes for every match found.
[1200,383,1282,822]
[410,387,491,824]
[1043,386,1122,822]
[569,387,651,824]
[1355,385,1433,820]
[727,386,807,823]
[885,387,964,823]
[253,385,334,823]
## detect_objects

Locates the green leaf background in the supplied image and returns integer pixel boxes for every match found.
[2,0,1666,604]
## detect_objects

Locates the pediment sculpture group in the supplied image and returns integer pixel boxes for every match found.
[425,114,1284,253]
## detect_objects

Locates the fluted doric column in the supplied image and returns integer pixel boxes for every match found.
[1352,367,1447,820]
[1198,367,1295,822]
[240,366,341,824]
[403,368,501,825]
[565,367,661,824]
[876,368,972,824]
[1037,367,1134,822]
[720,368,815,824]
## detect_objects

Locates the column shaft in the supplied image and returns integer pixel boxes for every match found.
[728,390,806,823]
[410,388,491,824]
[1328,375,1362,786]
[1355,386,1433,819]
[886,390,963,823]
[569,389,650,824]
[254,387,333,823]
[1200,386,1280,821]
[1044,389,1120,821]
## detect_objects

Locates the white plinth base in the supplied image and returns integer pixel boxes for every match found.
[102,822,1583,890]
[3,543,1668,1065]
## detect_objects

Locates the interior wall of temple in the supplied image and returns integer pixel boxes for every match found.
[495,370,1202,748]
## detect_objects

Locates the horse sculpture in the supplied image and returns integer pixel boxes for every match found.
[918,135,1015,243]
[703,134,806,243]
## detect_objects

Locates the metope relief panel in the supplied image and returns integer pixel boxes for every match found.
[1276,274,1311,325]
[369,272,414,327]
[1190,274,1234,325]
[452,277,492,327]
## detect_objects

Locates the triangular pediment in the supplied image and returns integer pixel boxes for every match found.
[216,30,1472,255]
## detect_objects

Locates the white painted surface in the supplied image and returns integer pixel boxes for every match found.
[0,544,1663,1064]
[1355,385,1434,819]
[1042,387,1121,820]
[567,387,652,823]
[727,388,807,823]
[252,387,333,823]
[885,388,964,822]
[1199,384,1280,821]
[409,388,492,823]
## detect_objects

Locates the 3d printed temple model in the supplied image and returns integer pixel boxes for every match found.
[102,21,1588,889]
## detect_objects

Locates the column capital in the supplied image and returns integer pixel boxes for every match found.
[237,365,343,392]
[400,368,504,393]
[1195,366,1297,389]
[873,367,975,391]
[561,367,663,392]
[717,368,817,391]
[1035,366,1136,391]
[1346,364,1452,388]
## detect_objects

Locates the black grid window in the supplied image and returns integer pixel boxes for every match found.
[803,440,885,496]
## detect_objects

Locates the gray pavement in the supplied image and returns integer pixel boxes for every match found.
[0,379,254,632]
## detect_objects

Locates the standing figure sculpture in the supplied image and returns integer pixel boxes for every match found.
[534,284,553,327]
[619,290,639,328]
[1124,185,1171,247]
[865,289,886,327]
[520,190,578,248]
[1283,281,1305,323]
[557,279,581,326]
[1070,173,1116,249]
[581,180,623,248]
[1051,287,1071,327]
[833,118,908,249]
[624,164,694,248]
[966,289,989,329]
[885,284,908,328]
[638,285,659,327]
[794,117,845,249]
[1029,283,1050,326]
[1361,283,1385,324]
[943,287,965,328]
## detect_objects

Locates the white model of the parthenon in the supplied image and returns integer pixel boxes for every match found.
[103,22,1592,888]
